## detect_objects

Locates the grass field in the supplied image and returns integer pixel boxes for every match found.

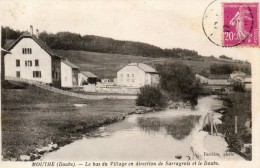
[1,81,137,160]
[54,50,250,79]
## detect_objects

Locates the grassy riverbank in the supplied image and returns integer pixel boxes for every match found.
[1,81,137,160]
[217,92,252,160]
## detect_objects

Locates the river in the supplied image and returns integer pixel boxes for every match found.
[41,96,223,161]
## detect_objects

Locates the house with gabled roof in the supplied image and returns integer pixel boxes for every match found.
[207,74,230,86]
[4,29,63,87]
[116,63,159,87]
[3,26,81,88]
[196,74,231,92]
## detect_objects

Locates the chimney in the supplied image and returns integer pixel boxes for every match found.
[30,25,33,36]
[36,29,39,38]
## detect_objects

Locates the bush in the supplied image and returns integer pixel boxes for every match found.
[225,132,244,151]
[156,62,203,106]
[233,81,245,92]
[136,85,166,108]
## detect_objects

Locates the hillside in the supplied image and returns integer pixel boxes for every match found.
[1,26,250,79]
[54,50,250,79]
[2,26,199,58]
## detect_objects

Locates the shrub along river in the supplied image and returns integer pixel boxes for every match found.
[41,96,223,161]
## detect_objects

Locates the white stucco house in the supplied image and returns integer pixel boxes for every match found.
[61,59,79,88]
[4,31,63,87]
[4,27,82,89]
[117,63,159,87]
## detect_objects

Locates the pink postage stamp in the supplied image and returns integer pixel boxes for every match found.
[223,3,259,47]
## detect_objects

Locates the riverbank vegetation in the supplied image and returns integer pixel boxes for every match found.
[136,62,203,108]
[1,81,137,160]
[157,62,203,106]
[136,86,166,108]
[217,92,252,160]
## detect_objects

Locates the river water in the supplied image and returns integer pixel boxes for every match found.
[42,96,223,161]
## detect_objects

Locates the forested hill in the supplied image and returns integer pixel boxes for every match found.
[1,26,200,58]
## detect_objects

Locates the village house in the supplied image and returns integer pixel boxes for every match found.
[228,71,246,84]
[4,28,63,87]
[4,26,85,89]
[117,63,159,87]
[78,71,98,86]
[195,74,209,84]
[61,59,80,88]
[228,71,251,90]
[196,74,231,92]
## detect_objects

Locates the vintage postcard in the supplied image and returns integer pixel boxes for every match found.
[0,0,260,168]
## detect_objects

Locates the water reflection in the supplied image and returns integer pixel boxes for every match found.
[137,115,200,140]
[42,96,219,161]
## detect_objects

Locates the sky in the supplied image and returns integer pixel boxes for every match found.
[0,0,258,61]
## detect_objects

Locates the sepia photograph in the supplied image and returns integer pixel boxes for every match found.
[0,0,259,167]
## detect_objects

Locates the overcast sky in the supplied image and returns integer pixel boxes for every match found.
[0,0,258,61]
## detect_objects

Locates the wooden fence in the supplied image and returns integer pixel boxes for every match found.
[5,76,137,100]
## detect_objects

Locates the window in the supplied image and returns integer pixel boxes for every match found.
[35,59,39,66]
[33,71,41,78]
[16,59,20,67]
[22,48,32,54]
[25,60,32,67]
[16,71,20,77]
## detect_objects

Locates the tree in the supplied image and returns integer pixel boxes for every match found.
[136,85,166,108]
[1,26,6,47]
[233,81,245,92]
[157,62,202,106]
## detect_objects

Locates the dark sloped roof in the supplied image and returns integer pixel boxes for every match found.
[3,39,15,49]
[1,47,11,53]
[208,74,230,79]
[61,59,79,69]
[7,32,62,59]
[80,71,97,78]
[127,63,158,73]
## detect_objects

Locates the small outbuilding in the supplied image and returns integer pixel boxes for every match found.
[61,59,79,88]
[78,71,98,85]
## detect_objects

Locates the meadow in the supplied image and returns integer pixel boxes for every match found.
[1,81,137,160]
[54,50,249,79]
